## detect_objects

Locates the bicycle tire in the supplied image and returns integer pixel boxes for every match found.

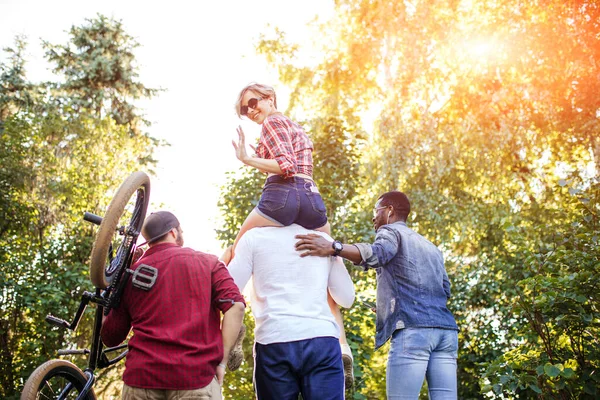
[20,359,96,400]
[89,171,150,289]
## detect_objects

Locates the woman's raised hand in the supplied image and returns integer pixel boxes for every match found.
[232,125,249,163]
[232,126,270,173]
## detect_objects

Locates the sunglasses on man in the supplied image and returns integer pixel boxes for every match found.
[373,205,388,218]
[240,97,265,116]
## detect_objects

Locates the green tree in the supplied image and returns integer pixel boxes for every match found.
[220,0,600,398]
[0,36,37,121]
[483,179,600,398]
[0,15,159,399]
[43,14,161,134]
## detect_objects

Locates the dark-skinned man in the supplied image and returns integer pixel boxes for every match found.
[295,191,459,399]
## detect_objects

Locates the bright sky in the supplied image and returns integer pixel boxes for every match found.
[1,0,333,254]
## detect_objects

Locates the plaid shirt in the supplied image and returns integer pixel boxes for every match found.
[256,114,314,178]
[101,243,245,390]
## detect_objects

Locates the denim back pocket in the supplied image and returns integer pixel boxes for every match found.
[259,187,290,212]
[306,191,327,214]
[400,329,431,358]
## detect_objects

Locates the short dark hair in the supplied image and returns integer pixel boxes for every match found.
[378,191,411,220]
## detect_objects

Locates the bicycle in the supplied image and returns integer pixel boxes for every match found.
[20,171,151,400]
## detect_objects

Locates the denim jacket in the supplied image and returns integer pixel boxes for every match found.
[355,221,458,349]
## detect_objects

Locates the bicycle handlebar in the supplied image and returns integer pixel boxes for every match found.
[84,212,103,225]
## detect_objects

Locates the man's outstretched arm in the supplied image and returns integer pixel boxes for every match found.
[295,233,363,264]
[296,227,400,269]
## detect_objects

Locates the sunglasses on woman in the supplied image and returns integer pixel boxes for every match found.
[240,97,264,116]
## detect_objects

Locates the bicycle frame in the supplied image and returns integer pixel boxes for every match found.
[23,172,151,400]
[45,288,129,400]
[43,211,139,400]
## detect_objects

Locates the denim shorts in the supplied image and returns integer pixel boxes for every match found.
[256,175,328,230]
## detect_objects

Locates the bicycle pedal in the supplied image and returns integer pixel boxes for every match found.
[58,349,90,355]
[46,315,71,329]
[128,264,158,291]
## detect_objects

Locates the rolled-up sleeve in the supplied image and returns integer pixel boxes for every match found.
[356,226,400,270]
[261,118,297,177]
[211,260,246,313]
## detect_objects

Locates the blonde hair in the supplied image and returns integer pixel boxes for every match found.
[235,82,278,118]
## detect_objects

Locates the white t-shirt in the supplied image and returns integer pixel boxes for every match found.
[227,224,355,345]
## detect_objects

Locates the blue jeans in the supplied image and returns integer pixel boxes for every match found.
[254,337,344,400]
[256,175,327,230]
[387,328,458,399]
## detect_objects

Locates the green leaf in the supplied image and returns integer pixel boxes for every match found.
[544,364,561,378]
[575,295,587,303]
[584,382,597,395]
[492,384,502,394]
[536,365,545,376]
[561,368,575,379]
[529,384,542,394]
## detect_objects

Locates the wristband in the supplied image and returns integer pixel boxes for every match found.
[218,363,227,369]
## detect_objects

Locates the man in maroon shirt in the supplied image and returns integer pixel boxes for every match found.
[101,211,245,399]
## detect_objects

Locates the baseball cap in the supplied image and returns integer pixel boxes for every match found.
[141,211,180,245]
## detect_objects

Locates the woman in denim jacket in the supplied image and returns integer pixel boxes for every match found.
[296,191,459,399]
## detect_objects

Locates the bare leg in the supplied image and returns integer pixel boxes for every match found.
[229,209,282,262]
[320,222,347,348]
[328,291,354,388]
[328,292,348,345]
[219,245,233,265]
[323,221,353,389]
[315,221,331,235]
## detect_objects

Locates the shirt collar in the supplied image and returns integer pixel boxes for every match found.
[142,242,179,257]
[378,220,407,232]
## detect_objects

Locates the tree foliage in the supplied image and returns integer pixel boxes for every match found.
[219,0,600,398]
[43,14,161,132]
[483,180,600,398]
[0,15,159,399]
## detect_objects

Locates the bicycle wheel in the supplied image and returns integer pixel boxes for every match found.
[89,171,150,289]
[20,359,96,400]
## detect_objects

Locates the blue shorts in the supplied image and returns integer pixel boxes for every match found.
[256,175,328,230]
